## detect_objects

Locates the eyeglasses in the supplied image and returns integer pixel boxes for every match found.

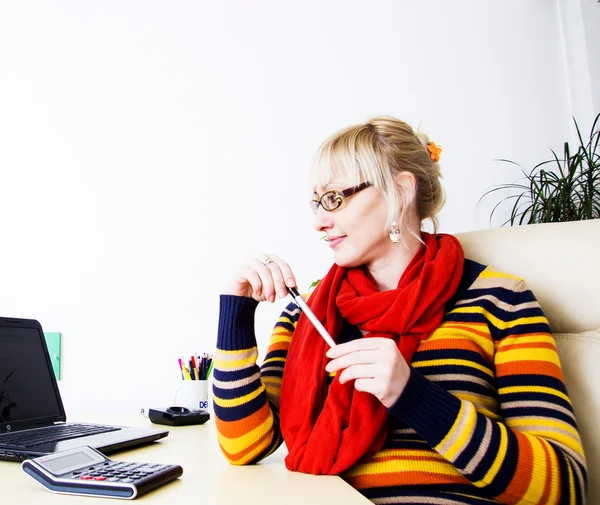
[310,181,372,214]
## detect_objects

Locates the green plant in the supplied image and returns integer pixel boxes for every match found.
[480,113,600,226]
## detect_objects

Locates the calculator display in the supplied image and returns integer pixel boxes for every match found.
[41,450,101,475]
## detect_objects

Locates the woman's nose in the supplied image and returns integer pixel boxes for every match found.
[314,206,334,232]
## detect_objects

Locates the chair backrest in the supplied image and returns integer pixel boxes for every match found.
[455,219,600,503]
[455,219,600,333]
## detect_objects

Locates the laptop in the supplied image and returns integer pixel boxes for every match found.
[0,317,169,462]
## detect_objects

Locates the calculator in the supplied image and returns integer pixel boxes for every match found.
[21,445,183,500]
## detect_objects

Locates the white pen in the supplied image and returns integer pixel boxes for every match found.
[287,286,336,348]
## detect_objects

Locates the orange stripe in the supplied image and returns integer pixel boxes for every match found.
[539,442,554,505]
[495,430,532,502]
[496,360,564,380]
[265,342,290,352]
[215,402,272,438]
[370,454,446,464]
[424,339,488,353]
[219,430,273,462]
[499,342,556,352]
[438,321,490,333]
[347,470,469,489]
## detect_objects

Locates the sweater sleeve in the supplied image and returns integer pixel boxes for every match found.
[388,278,587,504]
[212,295,299,465]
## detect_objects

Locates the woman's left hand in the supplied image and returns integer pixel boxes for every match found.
[325,338,411,408]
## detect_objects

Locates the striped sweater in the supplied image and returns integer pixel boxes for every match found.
[213,260,587,504]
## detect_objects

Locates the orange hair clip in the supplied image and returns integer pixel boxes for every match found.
[427,142,442,162]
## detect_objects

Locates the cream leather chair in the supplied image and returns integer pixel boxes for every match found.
[456,219,600,503]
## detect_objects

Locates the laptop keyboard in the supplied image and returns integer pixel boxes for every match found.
[0,423,121,448]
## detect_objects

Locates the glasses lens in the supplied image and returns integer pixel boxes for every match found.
[310,200,320,214]
[321,192,342,211]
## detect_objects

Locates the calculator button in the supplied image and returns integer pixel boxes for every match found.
[121,478,134,483]
[81,475,93,480]
[108,477,120,482]
[94,476,106,481]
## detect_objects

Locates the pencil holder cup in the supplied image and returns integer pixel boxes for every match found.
[174,380,209,411]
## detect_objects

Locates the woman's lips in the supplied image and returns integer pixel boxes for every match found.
[328,236,345,248]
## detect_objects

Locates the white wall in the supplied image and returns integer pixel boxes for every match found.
[558,0,600,131]
[580,0,600,117]
[0,1,582,413]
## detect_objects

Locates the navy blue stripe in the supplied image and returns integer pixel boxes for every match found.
[212,389,268,422]
[213,366,257,383]
[213,381,261,401]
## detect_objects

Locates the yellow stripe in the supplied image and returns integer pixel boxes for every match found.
[520,436,547,504]
[480,268,522,281]
[346,456,461,478]
[234,439,273,466]
[453,392,498,409]
[217,414,273,454]
[495,348,560,366]
[261,376,282,385]
[436,402,465,453]
[413,358,494,378]
[263,357,286,364]
[500,334,555,346]
[547,443,559,505]
[509,417,578,436]
[261,376,282,399]
[446,403,477,461]
[214,355,258,370]
[267,333,292,343]
[213,385,263,408]
[473,422,508,486]
[215,346,257,355]
[499,385,570,404]
[567,462,576,505]
[451,307,547,331]
[371,448,445,460]
[427,325,495,355]
[512,428,583,457]
[277,315,297,325]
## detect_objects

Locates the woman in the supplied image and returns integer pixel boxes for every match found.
[213,116,586,504]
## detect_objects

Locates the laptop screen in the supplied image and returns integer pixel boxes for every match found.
[0,325,63,427]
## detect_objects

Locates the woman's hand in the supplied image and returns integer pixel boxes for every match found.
[325,337,411,408]
[225,253,297,303]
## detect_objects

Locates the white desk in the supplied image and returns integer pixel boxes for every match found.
[1,412,371,504]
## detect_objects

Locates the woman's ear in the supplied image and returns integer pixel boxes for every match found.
[394,171,417,204]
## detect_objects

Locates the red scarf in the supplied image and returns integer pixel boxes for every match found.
[279,233,464,475]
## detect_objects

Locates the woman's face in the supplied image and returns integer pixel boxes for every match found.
[313,179,392,268]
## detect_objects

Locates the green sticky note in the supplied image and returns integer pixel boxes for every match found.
[44,332,61,380]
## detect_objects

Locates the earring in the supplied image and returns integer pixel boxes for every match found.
[389,224,402,243]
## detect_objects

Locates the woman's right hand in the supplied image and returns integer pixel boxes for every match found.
[225,253,297,303]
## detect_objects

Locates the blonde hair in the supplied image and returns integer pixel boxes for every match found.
[309,115,445,237]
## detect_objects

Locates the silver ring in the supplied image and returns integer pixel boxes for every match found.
[261,257,274,267]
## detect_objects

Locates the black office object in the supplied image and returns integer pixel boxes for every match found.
[22,445,183,500]
[0,316,169,462]
[148,407,210,426]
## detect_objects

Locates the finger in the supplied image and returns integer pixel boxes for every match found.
[268,254,297,288]
[353,378,373,394]
[237,266,265,300]
[248,257,277,302]
[325,349,379,373]
[338,364,376,384]
[263,254,288,298]
[326,337,390,359]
